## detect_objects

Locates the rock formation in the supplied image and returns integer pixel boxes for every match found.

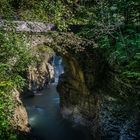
[57,46,140,139]
[12,89,30,133]
[26,46,55,95]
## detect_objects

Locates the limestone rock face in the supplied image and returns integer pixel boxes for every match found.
[26,47,54,95]
[12,89,30,133]
[27,62,54,93]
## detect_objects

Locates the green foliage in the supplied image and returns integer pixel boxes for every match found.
[0,31,32,139]
[0,87,17,140]
[122,52,140,84]
[111,29,140,84]
[0,0,139,137]
[0,0,14,17]
[97,27,140,85]
[0,0,139,31]
[0,0,73,30]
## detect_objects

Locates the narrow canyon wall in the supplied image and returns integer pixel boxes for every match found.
[57,47,105,139]
[25,46,55,96]
[57,46,140,140]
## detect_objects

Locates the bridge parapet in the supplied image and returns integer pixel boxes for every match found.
[0,20,55,33]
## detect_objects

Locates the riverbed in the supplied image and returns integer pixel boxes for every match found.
[23,83,92,140]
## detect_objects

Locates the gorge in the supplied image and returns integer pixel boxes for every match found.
[0,1,140,140]
[11,27,139,139]
[23,55,92,140]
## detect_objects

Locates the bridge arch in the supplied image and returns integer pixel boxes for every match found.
[26,32,90,98]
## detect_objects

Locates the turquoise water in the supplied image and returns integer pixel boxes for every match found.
[23,84,92,140]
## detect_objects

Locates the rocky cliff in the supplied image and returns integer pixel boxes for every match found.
[25,46,55,96]
[12,46,55,137]
[11,89,30,134]
[56,45,140,139]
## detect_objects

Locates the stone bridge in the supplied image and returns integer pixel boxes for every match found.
[0,20,82,53]
[0,20,56,46]
[0,20,55,33]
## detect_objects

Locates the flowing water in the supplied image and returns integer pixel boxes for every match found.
[24,84,92,140]
[23,56,92,140]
